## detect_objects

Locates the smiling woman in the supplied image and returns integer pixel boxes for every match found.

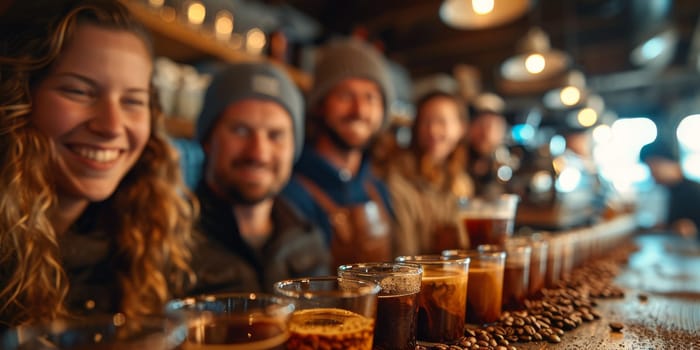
[0,0,196,327]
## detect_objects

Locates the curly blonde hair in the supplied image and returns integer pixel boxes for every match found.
[0,0,196,326]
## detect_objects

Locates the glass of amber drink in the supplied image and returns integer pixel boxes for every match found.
[166,293,294,350]
[273,276,379,350]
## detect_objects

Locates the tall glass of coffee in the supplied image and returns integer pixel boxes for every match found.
[273,276,379,350]
[1,313,186,350]
[458,194,519,247]
[443,249,505,325]
[395,255,469,344]
[338,262,423,350]
[166,293,295,350]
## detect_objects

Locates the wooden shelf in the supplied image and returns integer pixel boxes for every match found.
[119,0,311,91]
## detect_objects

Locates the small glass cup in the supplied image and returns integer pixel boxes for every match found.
[395,255,469,344]
[1,313,185,350]
[443,249,505,325]
[545,234,563,287]
[273,277,379,350]
[338,262,423,350]
[511,234,549,296]
[458,194,519,247]
[484,243,531,310]
[166,292,294,350]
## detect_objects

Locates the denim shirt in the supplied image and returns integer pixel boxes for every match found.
[281,147,395,245]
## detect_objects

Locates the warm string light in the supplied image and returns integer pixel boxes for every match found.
[186,1,206,26]
[214,10,234,41]
[246,28,267,55]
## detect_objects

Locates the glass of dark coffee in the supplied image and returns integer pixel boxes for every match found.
[166,293,295,350]
[1,313,186,350]
[486,243,531,310]
[395,255,469,345]
[338,262,423,350]
[273,276,379,350]
[458,194,519,247]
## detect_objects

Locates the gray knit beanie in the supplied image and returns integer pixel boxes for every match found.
[196,62,304,160]
[308,38,395,123]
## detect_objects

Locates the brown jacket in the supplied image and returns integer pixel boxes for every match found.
[384,150,474,255]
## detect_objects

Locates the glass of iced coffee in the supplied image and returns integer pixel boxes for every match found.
[443,249,505,325]
[1,313,186,350]
[338,262,423,350]
[166,293,294,350]
[458,194,519,247]
[395,255,469,345]
[273,276,379,350]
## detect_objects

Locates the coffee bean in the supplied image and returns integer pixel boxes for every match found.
[609,322,624,332]
[548,334,562,343]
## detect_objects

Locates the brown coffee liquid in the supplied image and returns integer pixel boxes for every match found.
[374,292,419,350]
[502,263,528,310]
[182,317,288,350]
[463,217,513,247]
[286,308,374,350]
[466,265,503,325]
[416,271,467,343]
[529,252,546,295]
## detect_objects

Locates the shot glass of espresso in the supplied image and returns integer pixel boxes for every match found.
[273,276,380,350]
[1,313,186,350]
[395,255,469,345]
[338,262,423,350]
[166,293,295,350]
[443,249,505,325]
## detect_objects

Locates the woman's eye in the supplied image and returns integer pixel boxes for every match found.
[123,98,146,106]
[61,87,89,96]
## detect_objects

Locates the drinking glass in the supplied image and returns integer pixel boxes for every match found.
[458,194,519,247]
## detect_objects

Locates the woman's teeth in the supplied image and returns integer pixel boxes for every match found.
[73,147,120,162]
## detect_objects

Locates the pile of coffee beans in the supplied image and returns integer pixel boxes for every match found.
[417,242,636,350]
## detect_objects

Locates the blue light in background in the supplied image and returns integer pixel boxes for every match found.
[511,124,535,144]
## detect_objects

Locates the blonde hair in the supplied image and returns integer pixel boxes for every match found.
[0,0,196,326]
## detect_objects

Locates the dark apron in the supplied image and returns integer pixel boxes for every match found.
[297,176,392,270]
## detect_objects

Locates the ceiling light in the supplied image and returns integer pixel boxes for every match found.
[440,0,530,30]
[542,70,587,109]
[500,27,571,82]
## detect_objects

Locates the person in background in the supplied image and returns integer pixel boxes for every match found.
[0,0,196,327]
[640,138,700,239]
[384,91,474,255]
[190,63,329,294]
[282,38,396,269]
[467,96,510,197]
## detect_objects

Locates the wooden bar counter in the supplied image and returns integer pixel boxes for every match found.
[517,231,700,349]
[421,216,700,350]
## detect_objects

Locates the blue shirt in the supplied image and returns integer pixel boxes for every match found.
[281,147,395,245]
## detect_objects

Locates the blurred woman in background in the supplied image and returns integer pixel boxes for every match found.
[0,0,196,327]
[384,91,474,255]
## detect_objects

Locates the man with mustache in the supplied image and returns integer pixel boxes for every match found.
[282,38,397,268]
[190,63,329,293]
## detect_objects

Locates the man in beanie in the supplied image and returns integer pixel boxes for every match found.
[282,38,397,269]
[188,62,329,294]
